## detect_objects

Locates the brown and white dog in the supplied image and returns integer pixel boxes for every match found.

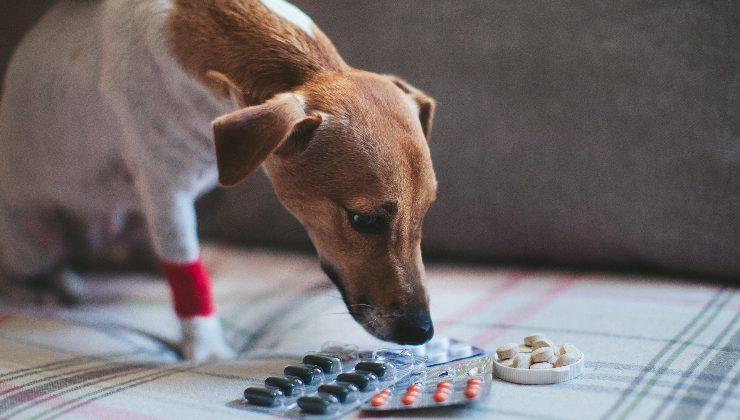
[0,0,437,361]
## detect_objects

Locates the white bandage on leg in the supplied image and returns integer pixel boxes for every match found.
[179,314,236,362]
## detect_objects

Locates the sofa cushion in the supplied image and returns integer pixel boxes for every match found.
[1,1,737,279]
[0,245,738,419]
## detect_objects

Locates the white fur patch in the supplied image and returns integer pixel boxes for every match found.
[260,0,314,37]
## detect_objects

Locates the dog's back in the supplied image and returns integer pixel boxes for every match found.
[0,0,221,274]
[0,0,343,276]
[1,0,438,357]
[168,0,344,105]
[0,2,118,209]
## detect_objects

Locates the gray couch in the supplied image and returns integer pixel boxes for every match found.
[2,1,738,279]
[202,1,739,280]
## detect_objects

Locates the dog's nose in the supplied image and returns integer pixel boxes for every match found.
[391,311,434,345]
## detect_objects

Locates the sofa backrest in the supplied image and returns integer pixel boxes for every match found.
[201,1,739,280]
[2,1,737,280]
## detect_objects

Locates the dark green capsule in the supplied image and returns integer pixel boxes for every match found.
[284,365,322,385]
[336,372,377,391]
[297,396,335,414]
[354,361,388,379]
[243,386,282,407]
[264,376,302,397]
[317,384,354,403]
[302,354,335,373]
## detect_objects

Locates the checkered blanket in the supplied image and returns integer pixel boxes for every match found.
[0,245,737,419]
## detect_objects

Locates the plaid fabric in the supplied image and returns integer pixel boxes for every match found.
[0,244,737,419]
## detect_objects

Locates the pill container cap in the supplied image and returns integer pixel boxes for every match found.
[493,354,585,384]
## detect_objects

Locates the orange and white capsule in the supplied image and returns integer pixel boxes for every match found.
[406,383,421,392]
[401,394,416,405]
[464,387,479,399]
[467,378,482,386]
[437,381,453,390]
[433,391,448,403]
[370,395,386,406]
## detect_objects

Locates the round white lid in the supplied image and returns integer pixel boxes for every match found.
[493,355,584,385]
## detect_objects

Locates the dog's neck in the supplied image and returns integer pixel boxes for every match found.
[167,0,347,105]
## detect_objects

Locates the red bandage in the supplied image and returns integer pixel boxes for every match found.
[160,258,214,318]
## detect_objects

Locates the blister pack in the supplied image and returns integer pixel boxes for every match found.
[361,353,493,412]
[406,335,486,366]
[229,342,425,418]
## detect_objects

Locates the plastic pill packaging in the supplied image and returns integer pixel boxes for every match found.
[493,334,584,384]
[232,339,490,417]
[362,353,493,412]
[233,341,425,417]
[405,335,485,365]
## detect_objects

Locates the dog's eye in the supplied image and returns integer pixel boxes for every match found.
[347,211,389,235]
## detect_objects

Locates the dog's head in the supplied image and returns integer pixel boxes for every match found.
[211,70,437,344]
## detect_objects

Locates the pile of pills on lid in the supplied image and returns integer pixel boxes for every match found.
[496,334,582,370]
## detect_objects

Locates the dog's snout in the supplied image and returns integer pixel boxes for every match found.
[391,308,434,345]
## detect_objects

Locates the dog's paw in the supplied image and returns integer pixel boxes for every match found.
[47,269,87,306]
[179,315,236,362]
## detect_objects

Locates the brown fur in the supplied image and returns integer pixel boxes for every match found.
[168,0,346,104]
[264,72,437,340]
[167,0,438,343]
[212,92,321,185]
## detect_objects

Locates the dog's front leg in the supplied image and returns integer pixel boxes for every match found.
[137,181,235,362]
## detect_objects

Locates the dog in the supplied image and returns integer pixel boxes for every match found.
[0,0,437,361]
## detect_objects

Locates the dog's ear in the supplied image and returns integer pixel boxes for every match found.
[385,75,436,140]
[212,93,322,187]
